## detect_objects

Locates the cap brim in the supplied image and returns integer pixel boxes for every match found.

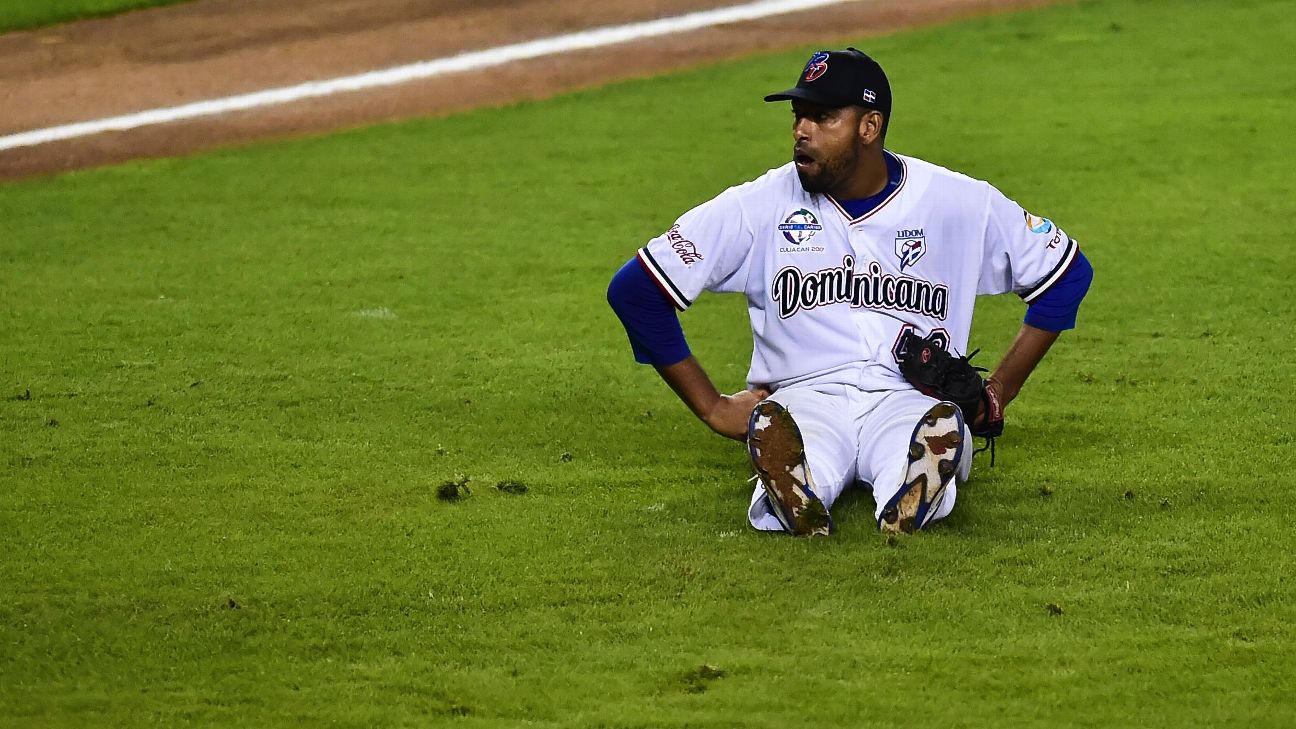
[763,87,851,106]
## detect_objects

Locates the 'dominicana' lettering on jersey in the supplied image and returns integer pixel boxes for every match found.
[771,256,949,321]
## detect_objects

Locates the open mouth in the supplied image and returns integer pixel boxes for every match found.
[794,151,815,167]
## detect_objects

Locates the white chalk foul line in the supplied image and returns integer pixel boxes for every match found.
[0,0,856,152]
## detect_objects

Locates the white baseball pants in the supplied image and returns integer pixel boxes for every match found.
[747,383,974,532]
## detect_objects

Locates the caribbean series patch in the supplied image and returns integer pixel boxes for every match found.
[778,208,823,245]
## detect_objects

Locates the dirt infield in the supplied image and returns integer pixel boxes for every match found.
[0,0,1055,180]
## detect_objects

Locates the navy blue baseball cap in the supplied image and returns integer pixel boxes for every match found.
[764,47,892,117]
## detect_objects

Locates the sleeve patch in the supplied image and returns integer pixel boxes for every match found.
[1024,211,1054,235]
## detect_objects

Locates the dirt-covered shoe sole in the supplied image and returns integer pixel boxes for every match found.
[747,401,832,537]
[878,402,964,534]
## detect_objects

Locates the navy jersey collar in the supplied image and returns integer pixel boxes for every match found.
[829,150,904,222]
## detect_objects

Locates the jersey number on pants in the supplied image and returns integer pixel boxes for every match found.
[891,325,950,363]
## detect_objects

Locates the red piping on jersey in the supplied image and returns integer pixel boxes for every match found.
[825,154,909,224]
[636,248,688,311]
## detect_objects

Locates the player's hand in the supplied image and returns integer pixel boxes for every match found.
[703,387,771,441]
[974,377,1005,433]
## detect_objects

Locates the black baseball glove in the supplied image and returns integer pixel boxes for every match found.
[897,331,1004,441]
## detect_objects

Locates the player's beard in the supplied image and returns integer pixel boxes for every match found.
[794,147,856,195]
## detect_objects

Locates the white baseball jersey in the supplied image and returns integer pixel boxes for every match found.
[636,151,1078,391]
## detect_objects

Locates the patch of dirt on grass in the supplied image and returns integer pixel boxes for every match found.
[495,480,529,495]
[437,476,471,501]
[680,663,726,693]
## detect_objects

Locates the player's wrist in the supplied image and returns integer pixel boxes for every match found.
[985,375,1014,406]
[697,393,726,427]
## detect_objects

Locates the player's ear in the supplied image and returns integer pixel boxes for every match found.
[858,110,884,145]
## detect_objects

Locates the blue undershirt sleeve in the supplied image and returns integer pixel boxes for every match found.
[1024,249,1093,332]
[607,256,692,366]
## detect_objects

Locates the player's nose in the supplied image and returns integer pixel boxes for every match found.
[793,118,812,142]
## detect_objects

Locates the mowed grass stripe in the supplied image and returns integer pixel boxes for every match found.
[2,0,1294,726]
[0,0,190,33]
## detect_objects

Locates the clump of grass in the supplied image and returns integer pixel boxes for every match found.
[680,664,726,693]
[495,480,529,495]
[437,476,471,501]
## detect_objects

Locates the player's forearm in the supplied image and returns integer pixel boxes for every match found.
[655,356,723,422]
[989,323,1059,405]
[655,357,769,440]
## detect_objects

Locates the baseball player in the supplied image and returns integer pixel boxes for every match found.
[607,48,1092,536]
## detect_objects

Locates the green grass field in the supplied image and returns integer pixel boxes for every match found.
[0,0,187,33]
[3,0,1294,725]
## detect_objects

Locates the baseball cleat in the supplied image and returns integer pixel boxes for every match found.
[878,402,964,534]
[747,401,832,537]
